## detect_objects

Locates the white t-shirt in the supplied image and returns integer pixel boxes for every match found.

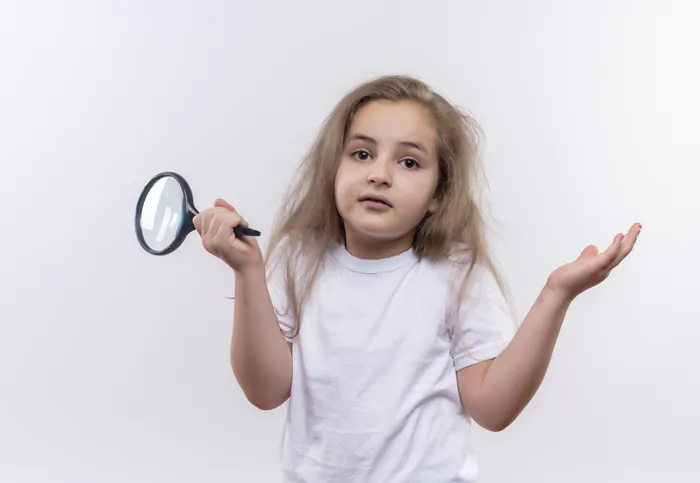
[268,242,516,483]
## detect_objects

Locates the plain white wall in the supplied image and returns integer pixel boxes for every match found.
[1,1,698,481]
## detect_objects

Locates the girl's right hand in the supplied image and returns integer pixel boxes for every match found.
[192,198,263,273]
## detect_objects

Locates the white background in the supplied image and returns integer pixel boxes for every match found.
[1,1,698,482]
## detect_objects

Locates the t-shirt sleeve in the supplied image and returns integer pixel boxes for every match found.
[266,254,296,343]
[448,263,517,371]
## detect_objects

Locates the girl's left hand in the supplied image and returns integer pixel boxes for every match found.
[546,223,643,302]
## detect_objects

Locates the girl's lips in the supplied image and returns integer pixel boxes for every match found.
[360,199,392,211]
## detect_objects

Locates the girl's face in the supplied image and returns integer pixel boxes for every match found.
[334,99,440,259]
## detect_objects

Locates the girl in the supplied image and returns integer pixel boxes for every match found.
[193,75,641,482]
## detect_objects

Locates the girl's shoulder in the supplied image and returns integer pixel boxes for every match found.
[431,242,498,293]
[445,241,475,265]
[264,230,327,283]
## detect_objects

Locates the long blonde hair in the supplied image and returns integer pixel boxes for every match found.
[264,74,514,339]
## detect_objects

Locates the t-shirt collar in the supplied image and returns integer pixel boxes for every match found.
[331,242,418,274]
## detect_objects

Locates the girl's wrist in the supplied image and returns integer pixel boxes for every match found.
[233,261,265,279]
[542,282,576,307]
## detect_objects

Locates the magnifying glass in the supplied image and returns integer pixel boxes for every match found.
[135,171,260,256]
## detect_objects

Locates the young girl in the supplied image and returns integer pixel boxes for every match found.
[192,75,641,482]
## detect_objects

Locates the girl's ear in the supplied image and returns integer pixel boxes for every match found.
[427,196,440,214]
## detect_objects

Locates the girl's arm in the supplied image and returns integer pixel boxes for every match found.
[231,265,293,410]
[457,223,642,431]
[457,285,570,431]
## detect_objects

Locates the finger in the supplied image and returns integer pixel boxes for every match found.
[577,245,599,260]
[192,214,201,234]
[607,223,642,270]
[599,233,624,269]
[205,209,229,242]
[201,208,225,237]
[214,214,242,248]
[199,211,211,236]
[212,199,251,228]
[202,207,233,236]
[214,208,242,234]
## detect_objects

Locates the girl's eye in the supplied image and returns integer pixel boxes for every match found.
[352,150,372,161]
[400,158,420,169]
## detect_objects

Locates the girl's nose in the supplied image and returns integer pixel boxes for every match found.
[367,159,392,186]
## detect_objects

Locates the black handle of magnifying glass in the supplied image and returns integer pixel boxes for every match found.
[233,226,261,237]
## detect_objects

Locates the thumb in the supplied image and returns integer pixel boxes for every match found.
[214,197,249,227]
[578,245,599,260]
[192,214,201,233]
[214,198,235,211]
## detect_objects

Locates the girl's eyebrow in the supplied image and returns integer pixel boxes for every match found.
[347,133,428,154]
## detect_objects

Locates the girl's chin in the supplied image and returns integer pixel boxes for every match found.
[344,219,407,241]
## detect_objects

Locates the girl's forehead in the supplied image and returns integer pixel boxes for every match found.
[347,100,437,145]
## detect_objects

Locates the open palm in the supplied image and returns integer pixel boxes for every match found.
[547,223,643,300]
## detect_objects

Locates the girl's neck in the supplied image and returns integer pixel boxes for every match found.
[344,231,415,260]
